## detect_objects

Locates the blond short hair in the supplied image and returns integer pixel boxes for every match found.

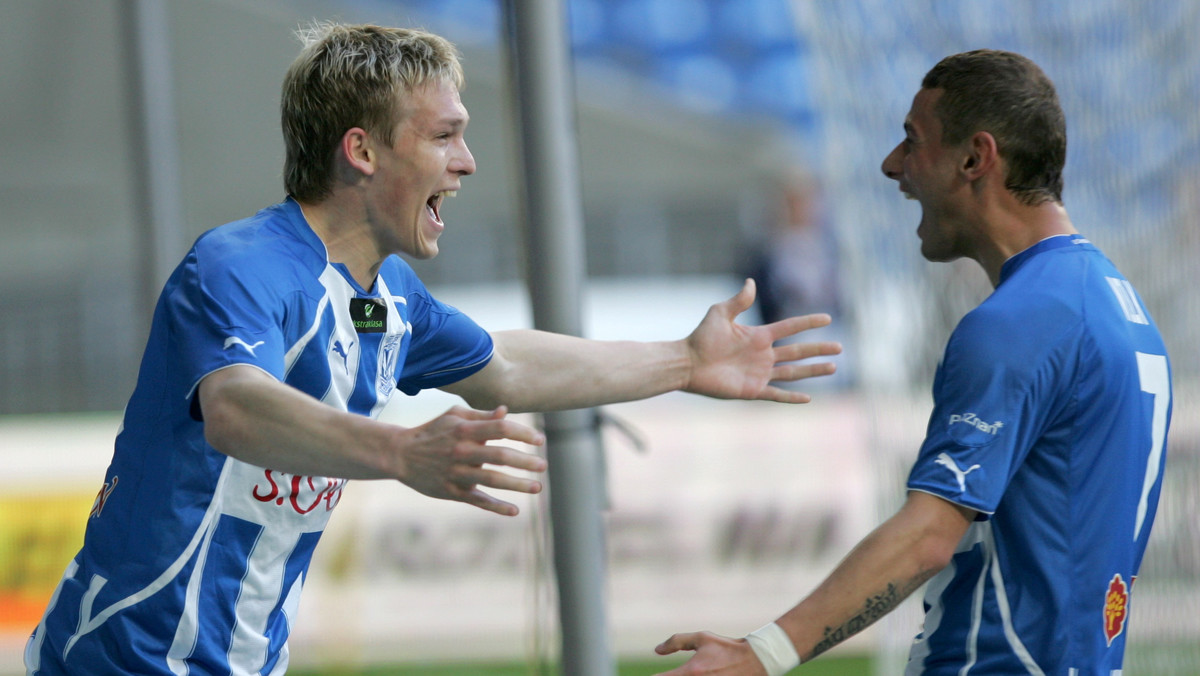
[281,22,464,202]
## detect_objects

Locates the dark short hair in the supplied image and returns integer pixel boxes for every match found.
[281,23,464,203]
[922,49,1066,205]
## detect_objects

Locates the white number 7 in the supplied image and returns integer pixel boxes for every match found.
[1134,352,1169,541]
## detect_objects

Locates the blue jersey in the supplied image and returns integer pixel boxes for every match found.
[904,235,1171,676]
[26,198,494,675]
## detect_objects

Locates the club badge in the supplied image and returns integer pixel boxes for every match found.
[1103,573,1128,646]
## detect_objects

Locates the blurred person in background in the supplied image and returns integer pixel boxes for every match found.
[746,169,842,328]
[24,22,842,676]
[656,49,1171,676]
[744,168,851,389]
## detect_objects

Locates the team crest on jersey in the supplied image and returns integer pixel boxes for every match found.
[377,333,403,397]
[1103,573,1129,646]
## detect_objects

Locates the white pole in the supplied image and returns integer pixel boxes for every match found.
[121,0,186,320]
[502,1,615,673]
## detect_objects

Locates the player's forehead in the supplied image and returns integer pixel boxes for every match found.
[905,88,944,140]
[399,79,469,130]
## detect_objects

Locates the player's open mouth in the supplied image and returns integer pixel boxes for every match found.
[426,190,457,225]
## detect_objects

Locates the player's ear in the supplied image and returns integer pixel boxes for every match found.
[340,127,376,176]
[961,131,997,180]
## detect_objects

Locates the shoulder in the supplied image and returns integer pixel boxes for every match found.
[377,256,455,317]
[194,203,306,263]
[944,285,1082,389]
[189,202,324,293]
[377,255,423,290]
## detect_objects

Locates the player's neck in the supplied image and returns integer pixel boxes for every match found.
[297,198,383,288]
[979,201,1076,286]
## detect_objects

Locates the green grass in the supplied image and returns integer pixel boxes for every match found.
[289,655,872,675]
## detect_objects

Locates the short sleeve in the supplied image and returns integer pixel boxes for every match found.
[395,288,493,395]
[907,311,1037,515]
[168,247,288,400]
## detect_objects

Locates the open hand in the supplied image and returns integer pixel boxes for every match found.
[684,279,842,403]
[396,405,547,516]
[654,631,767,676]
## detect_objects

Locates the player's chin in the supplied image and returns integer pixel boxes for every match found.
[408,239,441,260]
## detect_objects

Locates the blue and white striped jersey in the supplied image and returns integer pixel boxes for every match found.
[26,198,494,675]
[905,235,1172,675]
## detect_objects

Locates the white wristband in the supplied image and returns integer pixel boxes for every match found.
[745,622,800,676]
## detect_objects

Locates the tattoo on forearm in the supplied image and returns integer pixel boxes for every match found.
[809,582,908,660]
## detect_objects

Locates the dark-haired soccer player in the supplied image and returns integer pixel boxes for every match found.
[656,49,1172,676]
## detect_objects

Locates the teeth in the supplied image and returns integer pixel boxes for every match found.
[434,190,457,199]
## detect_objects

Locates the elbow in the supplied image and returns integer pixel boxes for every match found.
[198,373,251,456]
[201,391,240,456]
[456,389,506,412]
[898,493,974,577]
[441,357,523,412]
[915,533,958,574]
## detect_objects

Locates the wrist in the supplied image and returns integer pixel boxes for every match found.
[745,622,800,676]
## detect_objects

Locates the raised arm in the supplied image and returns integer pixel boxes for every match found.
[441,279,843,412]
[654,492,974,675]
[199,365,547,516]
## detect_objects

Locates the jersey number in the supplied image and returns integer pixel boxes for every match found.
[1134,351,1169,541]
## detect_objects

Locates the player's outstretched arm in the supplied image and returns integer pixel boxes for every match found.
[683,278,842,403]
[199,365,546,516]
[441,278,842,412]
[652,493,973,675]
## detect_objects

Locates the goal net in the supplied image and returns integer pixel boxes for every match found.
[790,1,1200,673]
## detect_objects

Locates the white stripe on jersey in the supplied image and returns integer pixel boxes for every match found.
[283,290,330,380]
[905,559,954,674]
[228,517,308,673]
[319,267,362,412]
[25,559,78,671]
[268,575,304,676]
[960,524,989,676]
[62,461,234,661]
[167,502,223,674]
[906,523,987,675]
[371,276,406,415]
[906,522,1051,675]
[985,525,1044,675]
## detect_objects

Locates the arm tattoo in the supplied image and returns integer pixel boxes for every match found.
[808,581,914,660]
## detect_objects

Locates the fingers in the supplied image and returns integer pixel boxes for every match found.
[450,406,547,448]
[656,632,701,655]
[456,487,524,517]
[440,462,544,517]
[766,312,833,342]
[774,339,843,363]
[716,278,756,319]
[774,359,837,382]
[757,386,814,405]
[437,464,543,518]
[452,463,544,495]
